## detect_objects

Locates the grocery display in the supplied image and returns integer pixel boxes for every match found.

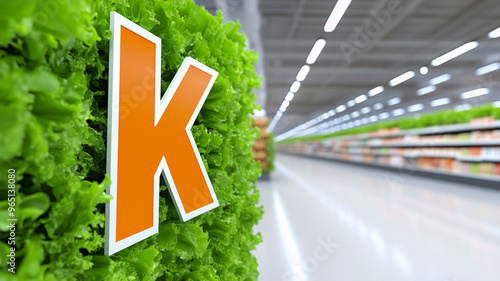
[0,0,263,280]
[252,117,275,174]
[278,108,500,185]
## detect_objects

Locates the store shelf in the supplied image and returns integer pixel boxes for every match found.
[456,156,500,163]
[367,141,500,148]
[336,152,500,162]
[281,152,500,189]
[349,121,500,141]
[280,119,500,186]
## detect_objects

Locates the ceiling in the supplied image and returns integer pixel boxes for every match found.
[259,0,500,138]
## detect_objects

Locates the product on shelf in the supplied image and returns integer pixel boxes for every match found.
[252,117,270,172]
[278,118,500,181]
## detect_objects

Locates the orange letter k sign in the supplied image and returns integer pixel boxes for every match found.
[105,12,219,255]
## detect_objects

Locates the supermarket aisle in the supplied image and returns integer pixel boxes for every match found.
[254,154,500,281]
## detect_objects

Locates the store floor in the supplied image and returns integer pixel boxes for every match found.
[254,154,500,281]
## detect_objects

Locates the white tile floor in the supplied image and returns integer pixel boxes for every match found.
[254,154,500,281]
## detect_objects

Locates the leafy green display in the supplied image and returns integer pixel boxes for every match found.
[263,133,275,173]
[282,104,500,143]
[0,0,263,280]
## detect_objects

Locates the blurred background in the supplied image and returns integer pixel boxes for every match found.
[196,1,500,280]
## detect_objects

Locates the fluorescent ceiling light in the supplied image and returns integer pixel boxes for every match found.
[429,74,451,85]
[328,110,336,116]
[343,115,350,121]
[420,67,428,75]
[290,81,301,93]
[373,103,383,110]
[347,100,356,107]
[493,101,500,108]
[431,41,478,66]
[379,112,389,119]
[489,27,500,38]
[322,113,329,119]
[392,108,405,116]
[417,85,436,96]
[361,118,368,124]
[461,88,490,99]
[408,104,424,112]
[324,0,352,32]
[476,62,500,76]
[351,111,360,118]
[280,105,287,112]
[355,94,367,104]
[361,107,371,114]
[306,39,326,64]
[282,100,290,108]
[296,65,311,81]
[276,111,283,117]
[431,98,450,107]
[336,105,346,113]
[354,120,361,126]
[389,71,415,87]
[369,116,378,122]
[387,97,401,106]
[454,104,471,111]
[285,92,295,101]
[369,86,384,97]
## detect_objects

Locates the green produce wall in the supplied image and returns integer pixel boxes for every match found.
[264,133,275,173]
[0,0,263,280]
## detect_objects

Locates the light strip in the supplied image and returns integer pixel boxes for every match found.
[431,98,450,107]
[387,97,401,106]
[379,112,389,119]
[493,101,500,108]
[408,104,424,112]
[431,41,478,66]
[392,108,405,116]
[296,65,311,81]
[336,104,346,113]
[417,85,436,96]
[369,86,384,96]
[389,71,415,87]
[429,74,451,85]
[351,111,360,118]
[361,107,371,114]
[355,94,367,104]
[461,88,490,99]
[290,81,301,93]
[347,100,356,107]
[285,92,295,101]
[373,103,383,110]
[454,104,471,111]
[324,0,352,32]
[306,39,326,64]
[476,62,500,76]
[489,27,500,38]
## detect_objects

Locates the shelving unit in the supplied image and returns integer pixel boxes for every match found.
[278,120,500,188]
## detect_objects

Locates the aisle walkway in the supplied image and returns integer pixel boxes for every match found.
[254,154,500,281]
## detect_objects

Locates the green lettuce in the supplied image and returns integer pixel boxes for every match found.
[0,0,263,280]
